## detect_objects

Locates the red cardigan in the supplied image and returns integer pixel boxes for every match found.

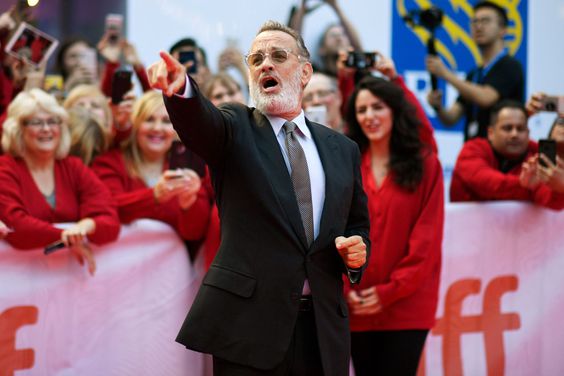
[91,149,210,241]
[347,151,444,331]
[0,155,120,249]
[450,138,564,209]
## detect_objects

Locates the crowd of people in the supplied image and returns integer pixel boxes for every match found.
[0,1,563,375]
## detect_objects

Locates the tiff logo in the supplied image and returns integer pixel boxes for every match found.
[0,306,38,376]
[419,276,521,376]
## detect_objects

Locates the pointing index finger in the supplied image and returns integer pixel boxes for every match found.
[160,50,179,71]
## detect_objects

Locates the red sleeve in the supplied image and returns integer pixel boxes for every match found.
[0,158,62,249]
[337,68,355,120]
[68,158,121,245]
[531,185,564,210]
[392,75,438,154]
[134,64,151,93]
[100,61,120,97]
[90,151,160,223]
[450,139,532,201]
[375,155,444,307]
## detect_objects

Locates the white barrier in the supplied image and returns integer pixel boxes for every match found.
[0,219,203,376]
[1,204,563,375]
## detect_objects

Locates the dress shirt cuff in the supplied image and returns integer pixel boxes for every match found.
[174,74,193,98]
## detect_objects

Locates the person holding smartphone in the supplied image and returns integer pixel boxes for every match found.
[450,100,564,208]
[0,89,120,275]
[91,91,211,242]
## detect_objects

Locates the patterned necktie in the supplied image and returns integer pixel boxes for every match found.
[283,121,314,246]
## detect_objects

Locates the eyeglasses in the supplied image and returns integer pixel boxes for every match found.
[23,117,62,128]
[245,48,303,67]
[471,17,495,26]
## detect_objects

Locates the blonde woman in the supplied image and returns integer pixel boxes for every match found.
[91,91,210,241]
[0,89,120,275]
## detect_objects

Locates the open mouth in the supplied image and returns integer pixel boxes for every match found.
[260,76,280,93]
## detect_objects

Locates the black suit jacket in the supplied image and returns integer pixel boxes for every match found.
[164,83,370,376]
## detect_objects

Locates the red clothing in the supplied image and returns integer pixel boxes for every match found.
[0,155,120,249]
[337,70,438,154]
[348,151,444,331]
[100,61,151,98]
[450,138,564,209]
[91,149,210,241]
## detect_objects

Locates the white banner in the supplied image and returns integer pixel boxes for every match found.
[420,202,564,376]
[1,204,563,375]
[0,219,204,376]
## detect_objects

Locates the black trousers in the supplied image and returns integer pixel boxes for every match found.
[351,329,429,376]
[213,300,324,376]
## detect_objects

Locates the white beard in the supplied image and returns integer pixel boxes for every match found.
[250,69,303,116]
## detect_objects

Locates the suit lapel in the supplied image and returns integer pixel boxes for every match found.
[252,110,309,251]
[307,121,340,252]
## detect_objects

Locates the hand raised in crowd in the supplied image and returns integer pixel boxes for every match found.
[335,235,367,269]
[373,52,397,80]
[110,90,135,131]
[0,6,16,33]
[525,92,547,117]
[425,55,449,79]
[122,39,143,68]
[174,169,202,210]
[97,31,122,63]
[147,51,186,96]
[347,287,382,316]
[519,155,541,189]
[538,155,564,193]
[218,46,244,72]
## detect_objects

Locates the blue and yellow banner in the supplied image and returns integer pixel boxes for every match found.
[392,0,528,132]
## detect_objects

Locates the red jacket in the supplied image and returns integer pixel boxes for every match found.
[347,151,444,331]
[91,149,210,241]
[0,155,120,249]
[450,138,564,209]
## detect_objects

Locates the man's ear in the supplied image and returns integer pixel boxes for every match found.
[487,125,494,143]
[301,62,313,89]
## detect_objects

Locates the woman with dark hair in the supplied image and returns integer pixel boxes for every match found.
[345,75,444,375]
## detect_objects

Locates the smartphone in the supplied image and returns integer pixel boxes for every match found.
[168,140,206,177]
[541,96,564,113]
[44,240,66,255]
[305,105,327,126]
[538,139,557,167]
[178,50,197,74]
[4,22,59,68]
[111,70,132,104]
[345,51,377,70]
[105,14,123,44]
[78,47,98,76]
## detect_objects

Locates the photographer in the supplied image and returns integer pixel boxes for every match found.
[426,1,524,141]
[289,0,363,77]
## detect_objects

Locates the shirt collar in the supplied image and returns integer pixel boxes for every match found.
[265,111,311,139]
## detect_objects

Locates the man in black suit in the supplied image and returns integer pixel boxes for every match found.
[148,20,370,376]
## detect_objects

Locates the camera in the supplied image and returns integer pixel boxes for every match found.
[403,6,443,32]
[345,51,377,70]
[541,96,564,113]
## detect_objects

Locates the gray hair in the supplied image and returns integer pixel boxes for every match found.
[256,20,310,61]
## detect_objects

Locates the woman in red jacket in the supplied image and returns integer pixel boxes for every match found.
[345,75,444,375]
[91,91,210,242]
[0,89,120,275]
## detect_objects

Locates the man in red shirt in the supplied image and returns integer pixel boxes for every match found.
[450,100,564,209]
